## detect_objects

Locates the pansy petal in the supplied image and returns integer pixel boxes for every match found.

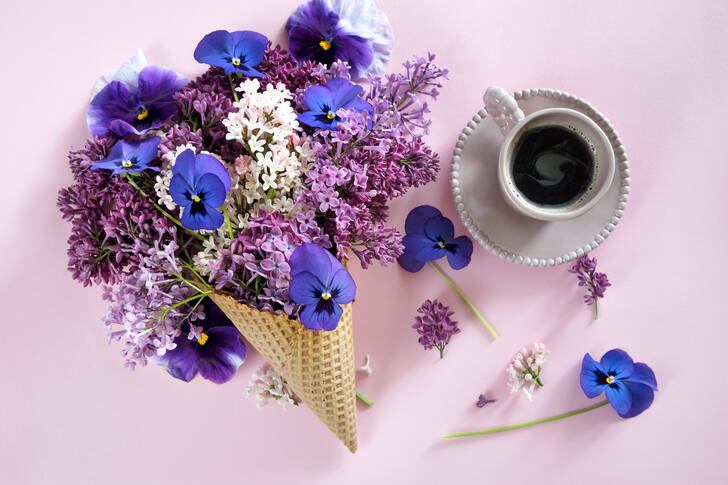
[304,85,335,113]
[424,215,455,242]
[196,173,228,208]
[171,149,197,182]
[194,30,233,67]
[230,30,268,67]
[159,341,200,382]
[98,140,128,164]
[299,301,343,331]
[600,349,634,379]
[137,65,188,104]
[330,268,356,304]
[445,235,473,270]
[397,249,426,273]
[289,270,326,305]
[627,363,658,390]
[169,173,194,207]
[286,0,340,33]
[580,353,608,398]
[329,29,374,80]
[194,153,231,191]
[181,203,224,231]
[197,327,246,384]
[289,243,334,282]
[327,77,363,108]
[298,110,332,129]
[107,119,138,138]
[403,233,445,262]
[405,205,442,235]
[240,65,266,79]
[605,380,633,416]
[87,81,137,136]
[287,25,330,64]
[91,49,146,98]
[620,382,655,418]
[133,136,161,165]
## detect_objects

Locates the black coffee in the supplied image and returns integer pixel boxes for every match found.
[511,125,594,207]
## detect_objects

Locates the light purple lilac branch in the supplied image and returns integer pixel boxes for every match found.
[568,255,611,320]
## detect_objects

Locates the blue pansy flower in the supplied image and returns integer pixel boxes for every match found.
[288,243,356,331]
[397,205,474,273]
[155,298,246,384]
[169,149,231,231]
[87,51,188,138]
[193,30,268,77]
[286,0,393,79]
[91,136,161,176]
[298,77,372,129]
[580,349,658,418]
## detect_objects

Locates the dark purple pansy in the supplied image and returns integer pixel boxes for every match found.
[397,205,474,273]
[193,30,268,77]
[156,298,246,384]
[298,77,372,129]
[288,243,356,331]
[91,136,161,176]
[580,349,658,418]
[169,149,231,231]
[87,66,187,138]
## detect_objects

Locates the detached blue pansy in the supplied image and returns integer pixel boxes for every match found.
[169,149,231,231]
[286,0,393,79]
[193,30,268,77]
[288,243,356,331]
[580,349,658,418]
[91,136,161,176]
[155,298,246,384]
[298,77,372,129]
[87,51,188,138]
[397,205,474,273]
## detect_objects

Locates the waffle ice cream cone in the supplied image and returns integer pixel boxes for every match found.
[210,293,358,453]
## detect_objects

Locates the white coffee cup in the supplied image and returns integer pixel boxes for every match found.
[484,86,615,221]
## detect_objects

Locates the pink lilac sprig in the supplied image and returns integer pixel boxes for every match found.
[412,299,460,359]
[569,255,611,320]
[506,343,550,401]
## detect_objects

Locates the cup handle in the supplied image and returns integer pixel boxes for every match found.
[483,86,525,136]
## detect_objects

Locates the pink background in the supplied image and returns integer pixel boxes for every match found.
[2,1,726,483]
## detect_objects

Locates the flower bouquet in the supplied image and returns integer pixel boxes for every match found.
[57,0,447,453]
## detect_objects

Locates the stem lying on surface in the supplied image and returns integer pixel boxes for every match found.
[355,390,374,406]
[440,400,609,439]
[427,262,498,339]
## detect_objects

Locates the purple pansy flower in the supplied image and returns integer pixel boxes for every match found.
[298,77,372,130]
[397,205,474,273]
[87,57,187,137]
[580,349,658,418]
[91,136,161,176]
[169,149,231,231]
[155,298,246,384]
[193,30,268,77]
[288,243,356,331]
[286,0,393,79]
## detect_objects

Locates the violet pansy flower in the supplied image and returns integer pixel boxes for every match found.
[299,77,372,130]
[87,51,188,138]
[155,298,246,384]
[169,149,231,231]
[286,0,393,79]
[580,349,658,418]
[288,243,356,331]
[91,136,161,176]
[193,30,268,77]
[397,205,473,273]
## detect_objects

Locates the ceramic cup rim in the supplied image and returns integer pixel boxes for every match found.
[497,107,616,221]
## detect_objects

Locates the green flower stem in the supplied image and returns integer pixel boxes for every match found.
[427,261,498,340]
[440,400,609,439]
[594,299,599,321]
[123,175,205,242]
[228,74,239,102]
[356,390,374,406]
[223,205,235,240]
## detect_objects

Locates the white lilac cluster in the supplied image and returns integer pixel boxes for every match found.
[246,366,299,410]
[506,343,550,401]
[223,79,312,219]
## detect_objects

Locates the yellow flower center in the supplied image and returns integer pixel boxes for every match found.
[319,39,332,51]
[438,241,445,248]
[232,57,241,66]
[321,291,331,300]
[192,194,201,203]
[326,111,335,120]
[121,160,133,168]
[137,108,149,121]
[197,332,209,346]
[605,375,615,384]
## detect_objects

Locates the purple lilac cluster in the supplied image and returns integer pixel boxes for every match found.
[294,55,447,267]
[209,210,329,315]
[569,255,611,319]
[412,299,460,359]
[57,137,171,286]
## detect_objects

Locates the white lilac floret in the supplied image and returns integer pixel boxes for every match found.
[246,366,300,409]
